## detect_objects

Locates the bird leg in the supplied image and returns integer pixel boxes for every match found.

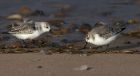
[105,44,110,51]
[21,40,26,48]
[79,42,88,50]
[83,42,88,49]
[95,46,103,50]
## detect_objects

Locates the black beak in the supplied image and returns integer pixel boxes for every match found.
[50,29,52,32]
[79,41,88,50]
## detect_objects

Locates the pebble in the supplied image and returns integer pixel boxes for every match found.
[37,65,43,69]
[74,65,91,71]
[47,19,65,27]
[53,11,66,18]
[128,18,139,24]
[6,14,23,20]
[78,23,92,34]
[50,28,70,35]
[127,29,140,38]
[17,6,32,15]
[7,41,23,49]
[30,10,45,16]
[124,41,131,44]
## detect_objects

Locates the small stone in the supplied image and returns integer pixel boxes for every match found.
[50,29,62,35]
[133,0,140,5]
[128,18,139,24]
[79,23,92,34]
[122,50,135,53]
[8,41,23,49]
[74,65,91,71]
[115,46,119,49]
[127,29,140,38]
[60,28,70,34]
[17,6,32,15]
[30,10,45,16]
[80,54,88,56]
[100,11,113,16]
[61,39,68,43]
[124,41,131,44]
[53,12,66,18]
[6,14,23,20]
[37,65,43,69]
[50,28,70,35]
[1,36,10,41]
[50,3,71,11]
[68,23,79,31]
[39,50,46,55]
[137,42,140,44]
[47,19,65,27]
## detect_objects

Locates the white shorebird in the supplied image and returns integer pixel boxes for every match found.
[8,20,51,40]
[84,21,128,49]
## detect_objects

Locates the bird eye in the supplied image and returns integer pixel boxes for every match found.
[86,35,90,40]
[86,37,89,40]
[46,25,49,28]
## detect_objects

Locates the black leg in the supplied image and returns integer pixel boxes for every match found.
[105,44,110,50]
[95,46,103,50]
[83,42,88,49]
[79,42,88,50]
[21,40,26,48]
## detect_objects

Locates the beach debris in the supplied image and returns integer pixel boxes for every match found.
[30,10,45,16]
[37,65,43,69]
[53,10,66,18]
[49,3,72,18]
[39,49,52,55]
[122,50,139,54]
[50,28,70,35]
[128,18,139,24]
[74,65,91,71]
[59,28,70,34]
[122,50,134,53]
[80,54,88,56]
[68,23,79,31]
[127,29,140,38]
[50,3,71,10]
[5,41,23,49]
[47,19,65,27]
[6,14,23,20]
[17,6,45,16]
[17,6,32,15]
[100,11,113,17]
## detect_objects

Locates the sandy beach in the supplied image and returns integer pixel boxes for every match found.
[0,54,139,76]
[0,0,140,76]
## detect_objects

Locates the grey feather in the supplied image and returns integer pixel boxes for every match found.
[8,20,36,34]
[89,21,128,39]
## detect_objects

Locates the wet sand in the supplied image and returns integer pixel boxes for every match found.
[0,54,140,76]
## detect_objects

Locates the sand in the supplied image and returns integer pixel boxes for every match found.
[0,0,140,76]
[0,53,140,76]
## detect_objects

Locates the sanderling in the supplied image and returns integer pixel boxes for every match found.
[8,19,51,40]
[84,21,128,49]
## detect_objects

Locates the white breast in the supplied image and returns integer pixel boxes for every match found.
[12,31,42,39]
[91,34,118,46]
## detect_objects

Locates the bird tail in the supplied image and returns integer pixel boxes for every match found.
[0,31,10,34]
[111,21,129,34]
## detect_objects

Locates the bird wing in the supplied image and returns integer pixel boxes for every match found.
[90,22,113,39]
[8,22,35,34]
[90,21,128,39]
